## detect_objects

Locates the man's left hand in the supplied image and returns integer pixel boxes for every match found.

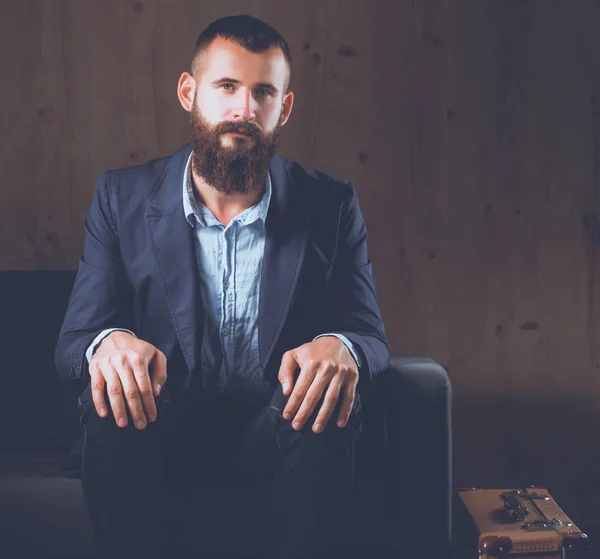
[278,336,359,434]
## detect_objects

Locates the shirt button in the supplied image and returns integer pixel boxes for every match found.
[223,279,229,289]
[221,327,229,337]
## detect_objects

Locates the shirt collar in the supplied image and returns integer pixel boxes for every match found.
[182,151,272,228]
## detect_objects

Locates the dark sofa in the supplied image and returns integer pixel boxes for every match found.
[0,271,452,558]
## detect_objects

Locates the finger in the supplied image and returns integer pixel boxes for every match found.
[283,359,320,421]
[112,357,147,430]
[277,351,298,396]
[89,361,108,418]
[130,353,156,423]
[336,380,357,428]
[102,364,128,428]
[312,375,344,433]
[150,350,167,397]
[291,373,331,431]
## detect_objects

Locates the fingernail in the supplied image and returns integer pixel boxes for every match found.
[314,423,322,432]
[118,417,127,428]
[282,382,288,392]
[136,420,146,430]
[99,408,107,417]
[337,420,345,428]
[156,384,162,396]
[293,422,301,430]
[283,412,291,420]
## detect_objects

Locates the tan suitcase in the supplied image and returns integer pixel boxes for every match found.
[456,488,590,558]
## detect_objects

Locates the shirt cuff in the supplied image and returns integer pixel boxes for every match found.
[313,333,362,368]
[85,328,137,363]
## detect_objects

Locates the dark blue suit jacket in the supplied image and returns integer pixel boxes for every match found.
[55,144,389,398]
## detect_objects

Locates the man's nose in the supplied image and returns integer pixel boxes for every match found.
[232,91,256,121]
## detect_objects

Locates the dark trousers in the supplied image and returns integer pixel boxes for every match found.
[78,382,362,559]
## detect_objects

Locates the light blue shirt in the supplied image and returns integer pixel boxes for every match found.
[87,152,360,393]
[182,152,273,394]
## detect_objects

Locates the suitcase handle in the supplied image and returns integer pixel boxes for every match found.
[501,490,529,521]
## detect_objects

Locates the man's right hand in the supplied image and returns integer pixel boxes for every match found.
[88,331,167,430]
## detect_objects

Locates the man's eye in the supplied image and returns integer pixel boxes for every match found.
[256,89,271,97]
[221,83,235,91]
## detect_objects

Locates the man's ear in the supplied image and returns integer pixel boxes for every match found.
[177,72,196,113]
[279,90,294,126]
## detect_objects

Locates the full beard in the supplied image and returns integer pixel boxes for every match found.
[189,104,281,195]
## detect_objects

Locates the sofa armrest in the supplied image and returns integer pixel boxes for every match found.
[377,355,452,556]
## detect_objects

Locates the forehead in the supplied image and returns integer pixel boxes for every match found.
[199,37,288,87]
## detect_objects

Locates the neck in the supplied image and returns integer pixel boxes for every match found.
[191,168,265,227]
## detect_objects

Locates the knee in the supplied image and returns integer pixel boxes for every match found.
[79,398,167,459]
[318,407,362,445]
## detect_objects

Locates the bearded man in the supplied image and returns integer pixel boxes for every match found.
[55,14,389,559]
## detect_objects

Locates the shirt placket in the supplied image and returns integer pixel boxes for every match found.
[220,221,237,374]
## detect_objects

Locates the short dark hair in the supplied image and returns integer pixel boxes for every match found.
[190,15,293,92]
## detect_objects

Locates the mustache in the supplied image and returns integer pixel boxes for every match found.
[215,120,262,140]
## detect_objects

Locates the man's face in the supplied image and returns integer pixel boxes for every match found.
[187,37,293,194]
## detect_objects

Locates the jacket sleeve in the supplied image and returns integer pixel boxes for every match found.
[54,172,134,381]
[324,183,390,381]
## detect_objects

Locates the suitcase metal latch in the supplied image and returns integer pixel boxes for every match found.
[523,518,573,530]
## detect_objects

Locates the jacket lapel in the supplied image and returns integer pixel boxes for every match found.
[259,156,310,373]
[145,144,201,375]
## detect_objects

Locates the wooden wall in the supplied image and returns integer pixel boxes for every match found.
[1,0,599,538]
